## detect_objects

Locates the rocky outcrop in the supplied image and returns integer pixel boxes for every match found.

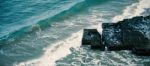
[82,29,105,50]
[102,23,123,50]
[82,16,150,55]
[121,16,150,55]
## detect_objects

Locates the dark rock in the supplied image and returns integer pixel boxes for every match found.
[120,16,150,55]
[102,23,124,50]
[82,15,150,55]
[132,48,150,56]
[82,29,105,50]
[102,16,150,53]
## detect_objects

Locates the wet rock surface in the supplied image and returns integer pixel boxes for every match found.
[120,16,150,55]
[102,23,123,50]
[82,29,105,50]
[82,16,150,55]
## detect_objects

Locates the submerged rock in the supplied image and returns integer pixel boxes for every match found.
[82,16,150,55]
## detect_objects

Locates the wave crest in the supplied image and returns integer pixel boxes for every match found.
[112,0,150,22]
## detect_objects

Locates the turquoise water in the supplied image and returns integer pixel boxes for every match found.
[0,0,150,66]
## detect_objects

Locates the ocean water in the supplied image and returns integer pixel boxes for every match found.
[0,0,150,66]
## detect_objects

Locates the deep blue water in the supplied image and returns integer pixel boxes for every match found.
[0,0,150,66]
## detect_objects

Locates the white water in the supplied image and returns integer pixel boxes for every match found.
[14,6,104,66]
[12,0,148,66]
[112,0,150,22]
[15,31,82,66]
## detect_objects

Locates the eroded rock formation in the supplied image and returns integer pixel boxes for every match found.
[82,16,150,56]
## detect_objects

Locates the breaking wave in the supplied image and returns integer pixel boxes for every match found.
[14,31,82,66]
[112,0,150,22]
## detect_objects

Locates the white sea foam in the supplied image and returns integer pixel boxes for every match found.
[112,0,150,22]
[15,31,83,66]
[97,22,103,34]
